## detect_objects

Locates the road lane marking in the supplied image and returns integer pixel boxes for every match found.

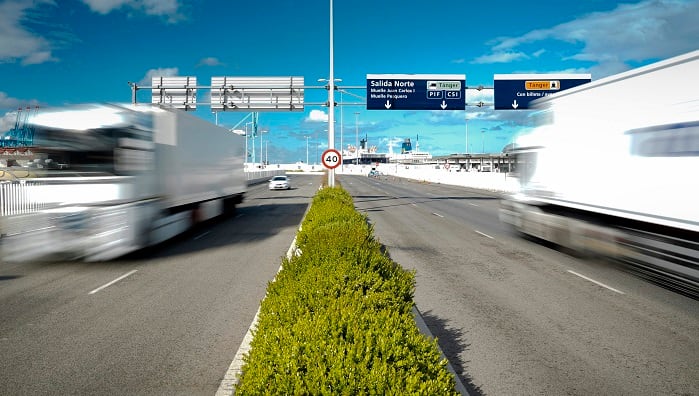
[194,231,211,240]
[567,270,625,295]
[89,270,138,295]
[217,237,298,396]
[469,203,479,207]
[432,212,444,218]
[475,230,494,239]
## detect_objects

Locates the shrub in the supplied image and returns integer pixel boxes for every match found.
[236,187,458,395]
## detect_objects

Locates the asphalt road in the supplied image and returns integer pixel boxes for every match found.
[340,174,699,396]
[0,174,321,396]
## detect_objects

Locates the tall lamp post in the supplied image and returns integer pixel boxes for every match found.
[305,136,310,165]
[259,129,268,168]
[318,77,342,173]
[327,0,336,187]
[354,112,360,165]
[245,121,253,168]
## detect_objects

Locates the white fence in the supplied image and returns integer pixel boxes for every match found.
[0,180,49,216]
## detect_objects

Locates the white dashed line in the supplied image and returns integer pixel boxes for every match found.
[475,230,494,239]
[432,212,444,218]
[89,270,138,295]
[567,270,625,294]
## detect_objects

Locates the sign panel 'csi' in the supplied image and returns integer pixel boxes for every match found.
[366,74,465,111]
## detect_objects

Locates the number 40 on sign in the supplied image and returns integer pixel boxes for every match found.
[321,149,342,169]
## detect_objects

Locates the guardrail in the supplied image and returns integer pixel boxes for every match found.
[245,169,285,186]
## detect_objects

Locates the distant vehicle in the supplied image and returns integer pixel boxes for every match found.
[368,170,379,177]
[269,175,291,190]
[499,50,699,295]
[0,103,246,262]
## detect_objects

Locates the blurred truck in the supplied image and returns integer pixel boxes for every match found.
[500,50,699,295]
[0,103,246,261]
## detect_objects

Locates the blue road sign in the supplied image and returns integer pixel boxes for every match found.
[366,74,466,110]
[493,74,591,110]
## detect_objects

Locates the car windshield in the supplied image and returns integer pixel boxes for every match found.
[272,176,287,181]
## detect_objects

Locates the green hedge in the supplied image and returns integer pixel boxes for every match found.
[236,187,458,395]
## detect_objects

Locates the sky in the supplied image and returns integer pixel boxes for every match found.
[1,0,698,164]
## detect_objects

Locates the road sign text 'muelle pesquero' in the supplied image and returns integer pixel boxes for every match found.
[366,74,465,111]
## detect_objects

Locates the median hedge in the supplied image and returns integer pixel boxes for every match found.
[235,187,458,395]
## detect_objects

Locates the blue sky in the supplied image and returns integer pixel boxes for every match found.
[2,0,698,163]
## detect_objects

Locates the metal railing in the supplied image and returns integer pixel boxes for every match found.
[0,179,49,216]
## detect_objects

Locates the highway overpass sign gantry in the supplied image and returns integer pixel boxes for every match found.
[493,73,591,110]
[211,76,304,112]
[151,76,197,110]
[366,74,466,110]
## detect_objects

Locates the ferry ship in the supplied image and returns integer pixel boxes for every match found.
[341,136,433,165]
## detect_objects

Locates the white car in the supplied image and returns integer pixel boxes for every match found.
[268,175,291,190]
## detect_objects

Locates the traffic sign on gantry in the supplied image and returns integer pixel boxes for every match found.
[210,76,304,112]
[493,74,591,110]
[151,76,197,110]
[366,74,466,110]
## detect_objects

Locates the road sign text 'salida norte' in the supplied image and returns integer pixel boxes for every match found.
[366,74,466,110]
[494,74,591,110]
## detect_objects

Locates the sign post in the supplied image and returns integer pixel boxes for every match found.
[366,74,466,111]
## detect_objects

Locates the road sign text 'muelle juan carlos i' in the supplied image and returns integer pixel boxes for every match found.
[366,74,466,111]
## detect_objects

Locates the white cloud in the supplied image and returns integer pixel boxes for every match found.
[0,92,41,111]
[197,57,224,67]
[138,67,179,86]
[306,109,328,122]
[81,0,184,23]
[475,0,699,77]
[1,93,42,131]
[0,0,58,65]
[472,51,528,64]
[1,112,18,132]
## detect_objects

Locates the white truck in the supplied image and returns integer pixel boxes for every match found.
[500,50,699,295]
[0,103,246,261]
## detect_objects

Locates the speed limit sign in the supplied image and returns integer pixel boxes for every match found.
[321,148,342,169]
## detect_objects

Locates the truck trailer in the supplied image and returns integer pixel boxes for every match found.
[0,103,246,261]
[500,50,699,296]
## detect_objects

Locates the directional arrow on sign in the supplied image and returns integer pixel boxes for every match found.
[440,100,447,109]
[512,99,519,109]
[385,100,391,109]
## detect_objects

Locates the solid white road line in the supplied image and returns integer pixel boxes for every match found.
[432,212,444,218]
[88,270,138,295]
[567,270,625,295]
[216,237,298,396]
[475,230,494,239]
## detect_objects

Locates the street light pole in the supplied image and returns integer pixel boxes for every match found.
[465,117,468,154]
[340,90,343,173]
[305,136,309,165]
[354,112,360,165]
[327,0,336,187]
